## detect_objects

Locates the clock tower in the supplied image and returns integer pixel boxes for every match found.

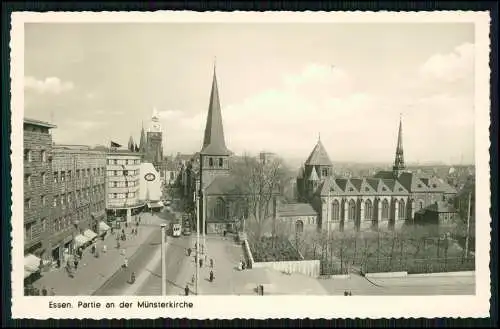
[146,108,164,171]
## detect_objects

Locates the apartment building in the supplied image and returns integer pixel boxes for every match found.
[106,150,144,222]
[50,145,107,263]
[23,118,56,278]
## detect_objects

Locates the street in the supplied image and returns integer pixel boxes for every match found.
[93,209,193,296]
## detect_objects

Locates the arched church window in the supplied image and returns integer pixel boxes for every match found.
[365,199,373,220]
[398,199,405,220]
[332,200,340,221]
[214,198,226,219]
[348,199,356,221]
[381,199,389,220]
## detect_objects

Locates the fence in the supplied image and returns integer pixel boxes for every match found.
[253,259,321,277]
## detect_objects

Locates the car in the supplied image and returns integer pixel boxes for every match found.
[182,227,191,236]
[172,223,182,237]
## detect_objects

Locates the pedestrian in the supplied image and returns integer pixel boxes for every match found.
[122,229,125,235]
[50,288,55,296]
[187,248,192,257]
[209,270,214,282]
[130,271,136,284]
[344,291,348,296]
[136,221,139,228]
[102,244,107,253]
[191,274,195,284]
[210,258,214,268]
[123,257,128,268]
[111,227,114,235]
[223,230,226,237]
[125,222,128,228]
[91,244,96,255]
[194,242,197,250]
[184,285,189,296]
[199,258,203,268]
[41,286,48,296]
[349,291,352,296]
[74,259,79,270]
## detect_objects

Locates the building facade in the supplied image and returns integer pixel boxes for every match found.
[23,118,56,263]
[106,150,143,222]
[297,117,458,233]
[50,145,107,262]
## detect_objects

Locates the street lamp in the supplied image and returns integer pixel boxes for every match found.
[160,223,166,296]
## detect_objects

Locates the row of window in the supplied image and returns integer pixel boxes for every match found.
[24,149,48,163]
[107,169,139,177]
[206,157,225,168]
[107,159,140,165]
[53,167,105,183]
[330,199,407,221]
[24,185,105,210]
[108,181,138,188]
[25,172,48,186]
[24,201,105,241]
[108,192,136,199]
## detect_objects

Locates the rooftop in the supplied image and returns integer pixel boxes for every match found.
[24,118,57,129]
[278,203,318,217]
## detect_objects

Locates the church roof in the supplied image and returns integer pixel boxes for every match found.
[278,203,318,217]
[200,67,232,156]
[305,139,332,166]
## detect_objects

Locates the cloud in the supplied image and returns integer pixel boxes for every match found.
[168,61,474,164]
[158,109,184,120]
[418,42,474,83]
[24,76,75,94]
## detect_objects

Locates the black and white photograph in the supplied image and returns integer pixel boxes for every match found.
[10,11,491,319]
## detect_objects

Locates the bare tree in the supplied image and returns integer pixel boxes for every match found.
[229,153,289,240]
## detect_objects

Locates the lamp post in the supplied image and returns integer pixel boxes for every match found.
[160,223,166,296]
[195,190,200,295]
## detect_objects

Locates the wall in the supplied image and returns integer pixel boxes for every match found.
[24,124,54,252]
[138,162,162,201]
[51,147,107,248]
[253,260,321,278]
[106,152,142,209]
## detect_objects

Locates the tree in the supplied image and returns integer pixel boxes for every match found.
[229,153,290,240]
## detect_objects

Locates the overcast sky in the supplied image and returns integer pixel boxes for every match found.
[24,23,475,165]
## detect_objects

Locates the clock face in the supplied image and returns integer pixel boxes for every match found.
[144,173,156,181]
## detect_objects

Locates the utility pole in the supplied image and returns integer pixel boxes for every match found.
[464,192,472,258]
[195,190,200,295]
[161,223,166,296]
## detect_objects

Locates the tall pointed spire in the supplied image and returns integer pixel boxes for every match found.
[128,135,135,152]
[139,121,147,153]
[392,114,405,177]
[200,62,231,156]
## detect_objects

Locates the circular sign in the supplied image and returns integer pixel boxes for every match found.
[144,173,156,181]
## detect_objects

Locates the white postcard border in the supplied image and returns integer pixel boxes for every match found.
[10,10,491,319]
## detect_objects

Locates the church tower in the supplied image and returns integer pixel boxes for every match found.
[300,135,333,199]
[392,115,406,178]
[199,64,232,191]
[146,108,164,170]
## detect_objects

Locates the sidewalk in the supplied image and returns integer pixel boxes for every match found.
[32,213,165,296]
[196,236,330,295]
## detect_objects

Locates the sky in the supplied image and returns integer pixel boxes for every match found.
[24,23,475,165]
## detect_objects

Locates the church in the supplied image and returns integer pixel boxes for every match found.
[296,117,458,233]
[187,65,458,236]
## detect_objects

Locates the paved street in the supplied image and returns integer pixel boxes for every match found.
[134,235,192,296]
[31,213,165,296]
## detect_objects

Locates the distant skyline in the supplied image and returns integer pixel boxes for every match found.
[24,23,475,164]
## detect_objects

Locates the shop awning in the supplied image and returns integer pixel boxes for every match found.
[24,254,41,273]
[83,229,98,241]
[74,234,90,248]
[147,201,164,208]
[99,221,110,233]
